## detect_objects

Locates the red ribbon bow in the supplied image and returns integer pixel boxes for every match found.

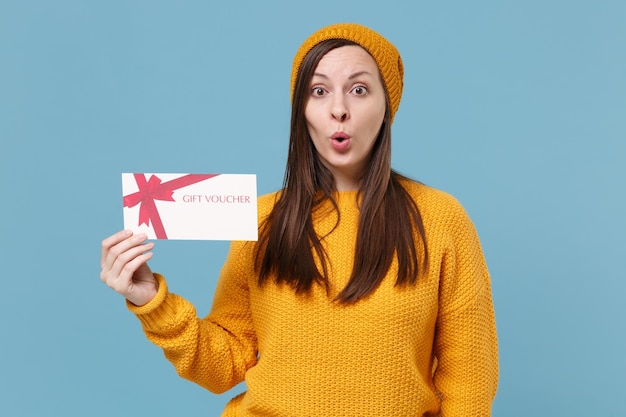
[123,173,218,239]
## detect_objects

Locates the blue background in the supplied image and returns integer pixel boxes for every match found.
[1,1,624,416]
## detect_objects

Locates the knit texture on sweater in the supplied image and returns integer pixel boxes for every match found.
[128,181,498,416]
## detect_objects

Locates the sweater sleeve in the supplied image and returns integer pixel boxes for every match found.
[127,241,258,394]
[432,200,499,416]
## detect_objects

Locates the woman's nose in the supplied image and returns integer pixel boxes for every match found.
[331,97,349,121]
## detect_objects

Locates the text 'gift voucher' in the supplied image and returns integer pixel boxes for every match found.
[122,173,258,241]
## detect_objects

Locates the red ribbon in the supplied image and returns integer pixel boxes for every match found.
[123,173,219,239]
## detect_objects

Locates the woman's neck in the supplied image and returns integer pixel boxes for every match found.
[332,173,361,192]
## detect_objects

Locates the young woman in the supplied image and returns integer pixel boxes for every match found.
[101,23,498,416]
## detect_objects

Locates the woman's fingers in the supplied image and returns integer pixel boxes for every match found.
[100,231,153,289]
[103,241,153,282]
[108,251,154,295]
[100,230,158,305]
[101,231,149,272]
[101,230,133,268]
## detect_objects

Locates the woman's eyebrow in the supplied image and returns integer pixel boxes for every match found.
[348,70,374,80]
[312,72,328,79]
[312,70,374,80]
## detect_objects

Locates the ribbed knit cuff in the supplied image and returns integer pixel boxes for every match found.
[126,273,178,332]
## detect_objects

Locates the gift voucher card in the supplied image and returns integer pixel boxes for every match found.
[122,173,258,241]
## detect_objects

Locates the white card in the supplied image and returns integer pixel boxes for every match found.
[122,173,257,240]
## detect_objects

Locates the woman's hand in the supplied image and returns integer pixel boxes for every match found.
[100,230,158,306]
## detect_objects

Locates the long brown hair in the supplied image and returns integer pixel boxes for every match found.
[255,39,428,304]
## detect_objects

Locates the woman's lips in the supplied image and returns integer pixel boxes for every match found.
[331,132,351,151]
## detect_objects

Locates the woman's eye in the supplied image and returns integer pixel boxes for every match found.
[352,85,367,95]
[312,87,326,96]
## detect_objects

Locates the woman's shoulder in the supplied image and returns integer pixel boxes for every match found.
[257,191,281,219]
[398,178,473,228]
[399,178,462,210]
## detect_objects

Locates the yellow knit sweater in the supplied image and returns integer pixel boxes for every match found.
[128,181,498,416]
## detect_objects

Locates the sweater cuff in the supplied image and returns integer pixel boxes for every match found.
[126,273,178,331]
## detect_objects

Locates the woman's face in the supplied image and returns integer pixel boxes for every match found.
[304,45,386,191]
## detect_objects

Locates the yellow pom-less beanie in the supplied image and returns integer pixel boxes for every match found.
[290,23,404,122]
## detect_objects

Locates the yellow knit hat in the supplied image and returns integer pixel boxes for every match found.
[290,23,404,122]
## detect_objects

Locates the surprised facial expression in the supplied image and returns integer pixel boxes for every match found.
[304,45,387,191]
